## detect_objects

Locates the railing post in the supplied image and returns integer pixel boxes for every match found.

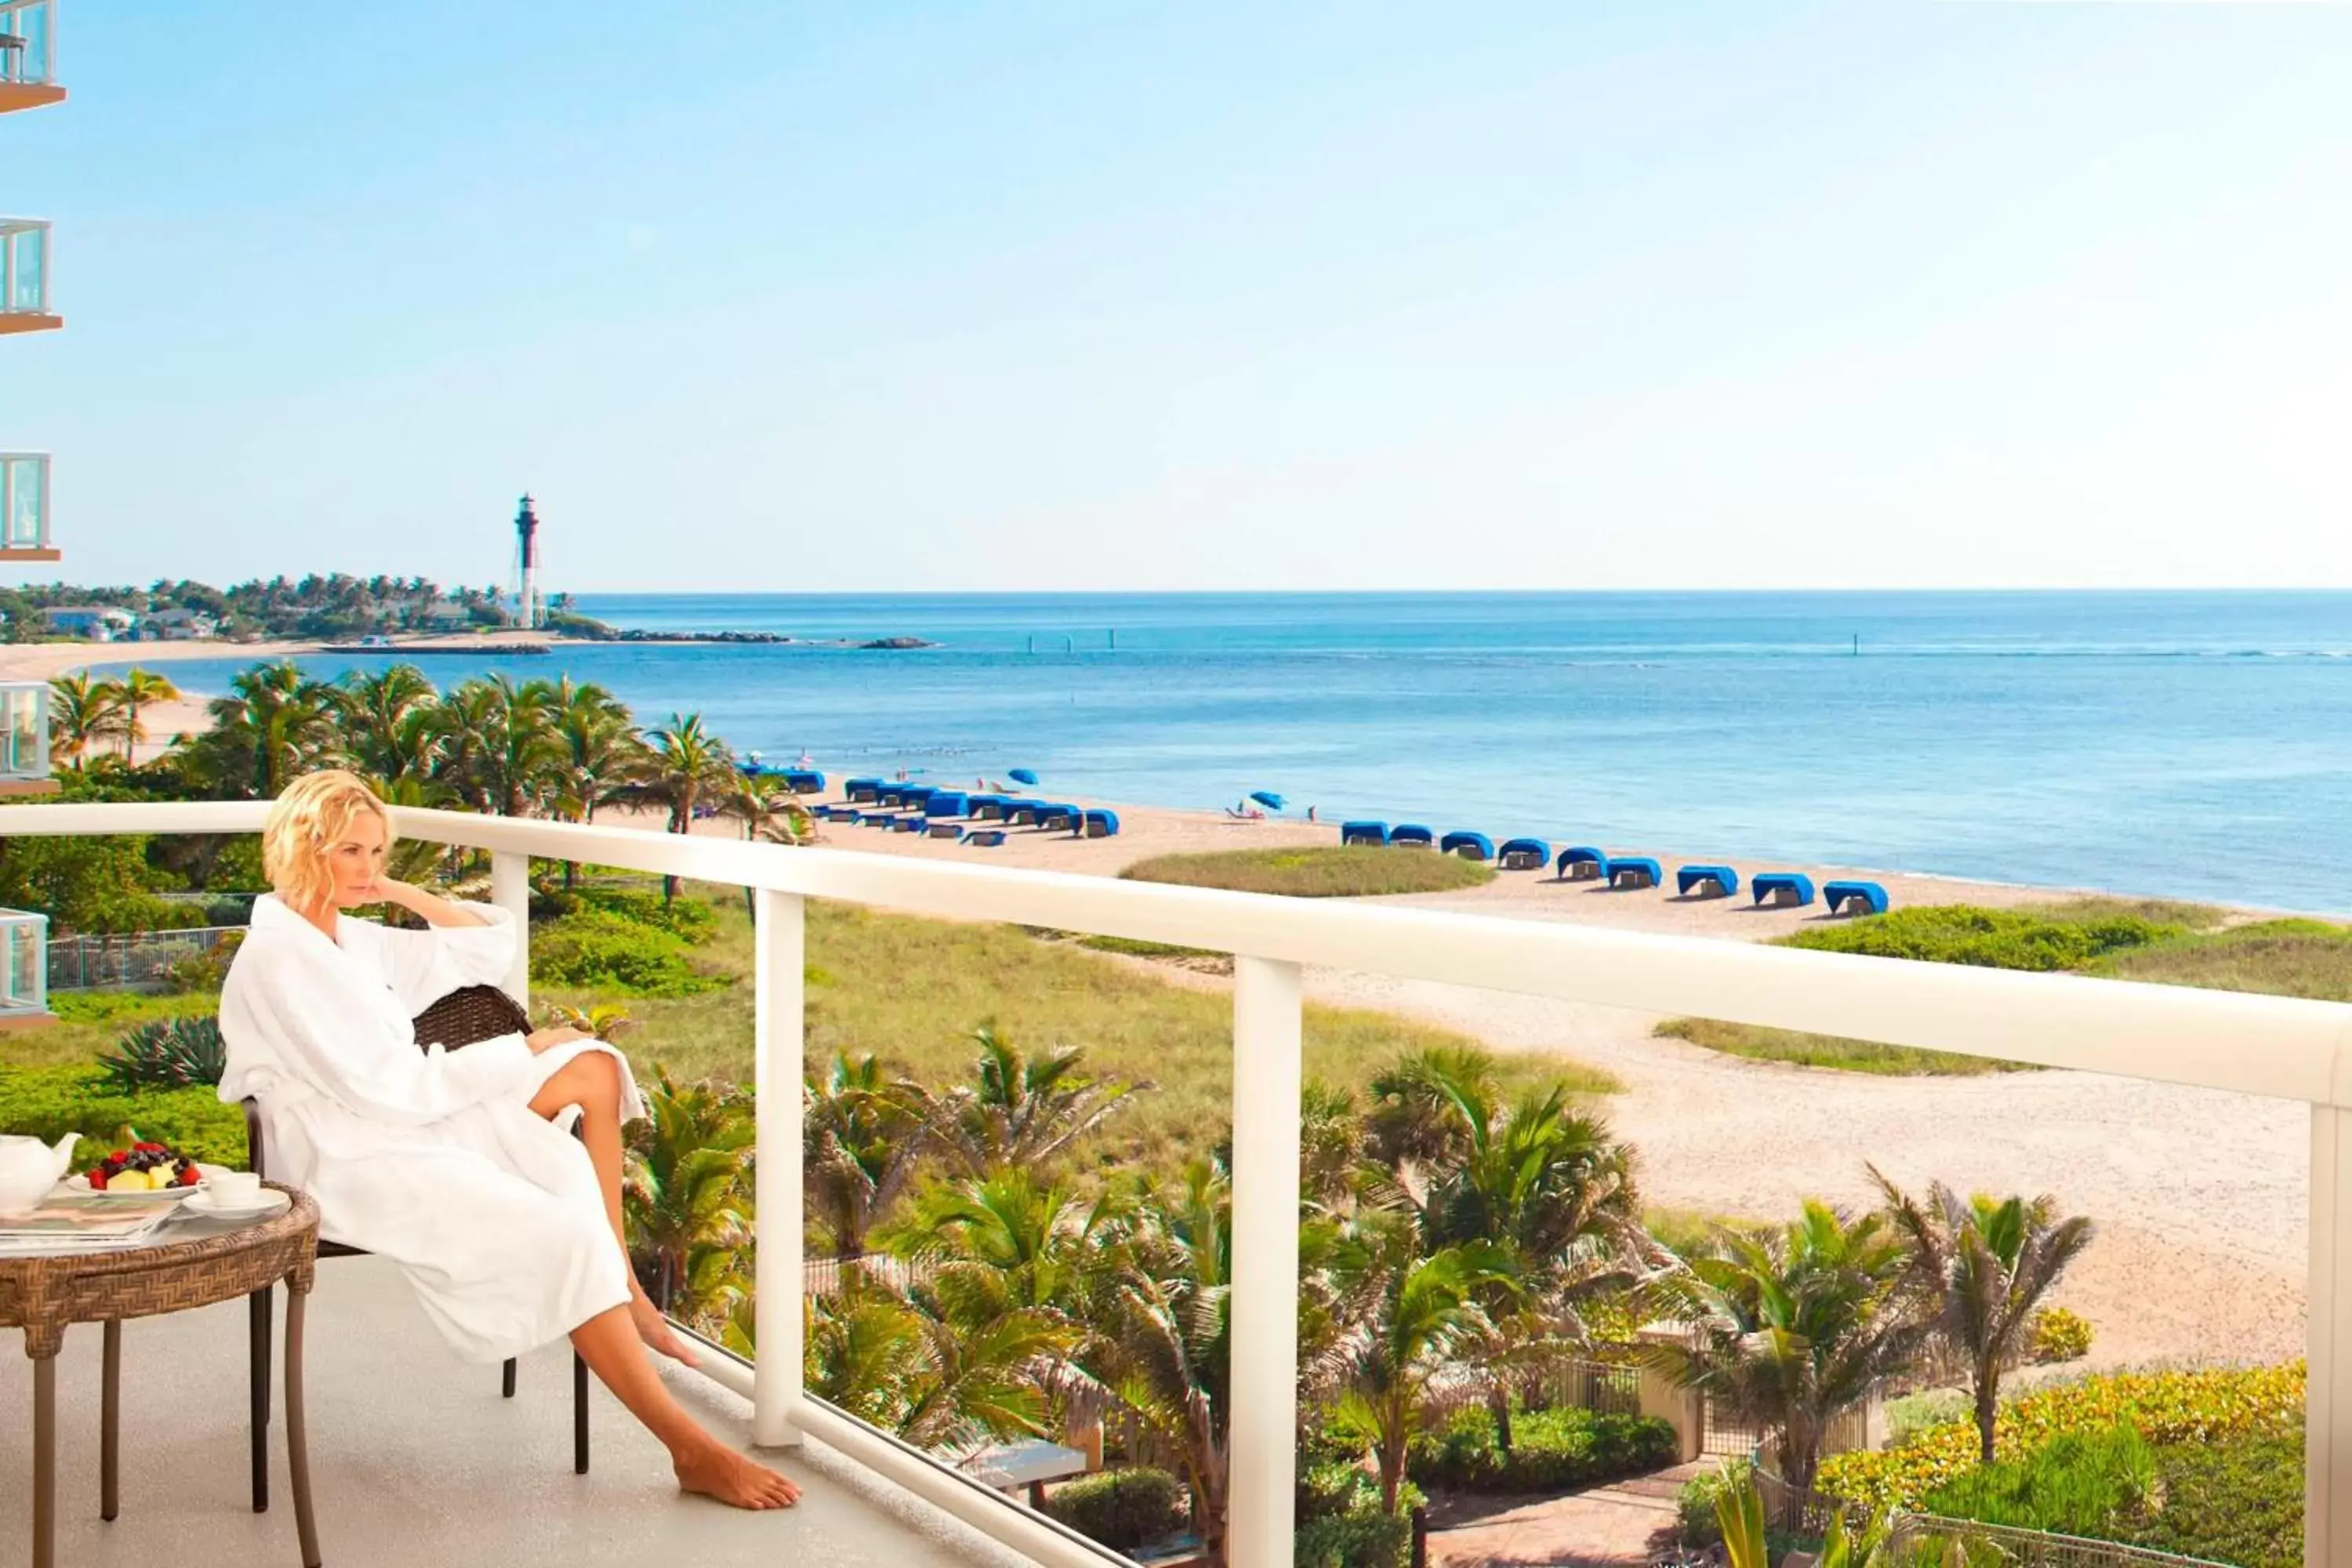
[2312,1106,2352,1567]
[1229,955,1301,1568]
[488,850,529,1007]
[753,888,805,1448]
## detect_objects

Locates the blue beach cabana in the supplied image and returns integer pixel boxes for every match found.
[845,778,884,804]
[966,795,1009,820]
[923,791,971,818]
[1751,873,1817,909]
[1440,831,1495,862]
[1605,856,1661,891]
[1497,837,1551,871]
[1005,800,1044,826]
[1033,804,1082,831]
[1388,824,1435,848]
[1824,880,1889,917]
[1081,809,1120,839]
[1340,821,1389,847]
[1555,846,1606,881]
[778,769,825,795]
[1676,865,1739,899]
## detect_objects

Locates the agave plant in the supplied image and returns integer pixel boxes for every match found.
[98,1014,227,1091]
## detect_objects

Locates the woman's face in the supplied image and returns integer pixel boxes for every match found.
[321,809,390,908]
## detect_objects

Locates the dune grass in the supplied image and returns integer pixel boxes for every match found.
[549,887,1616,1173]
[1658,898,2346,1077]
[1119,845,1495,898]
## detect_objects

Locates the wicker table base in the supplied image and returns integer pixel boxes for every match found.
[2,1183,322,1568]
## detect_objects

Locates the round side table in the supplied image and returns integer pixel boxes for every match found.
[0,1182,322,1568]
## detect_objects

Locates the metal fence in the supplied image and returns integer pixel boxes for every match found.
[1415,1356,1646,1428]
[47,924,242,993]
[1882,1515,2235,1567]
[802,1254,929,1298]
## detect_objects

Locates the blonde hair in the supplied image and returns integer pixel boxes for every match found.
[263,769,392,912]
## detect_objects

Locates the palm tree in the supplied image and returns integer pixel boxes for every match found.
[1652,1202,1928,1527]
[329,665,439,779]
[44,673,121,764]
[441,675,560,817]
[618,712,735,901]
[1872,1168,2095,1465]
[534,676,639,824]
[1318,1206,1516,1514]
[199,662,335,797]
[804,1053,931,1266]
[917,1023,1144,1178]
[102,667,181,759]
[794,1287,1072,1450]
[623,1068,756,1317]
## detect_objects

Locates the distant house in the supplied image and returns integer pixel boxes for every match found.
[43,605,137,641]
[139,607,219,641]
[422,598,474,630]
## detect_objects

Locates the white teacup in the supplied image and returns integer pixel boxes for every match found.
[207,1170,264,1206]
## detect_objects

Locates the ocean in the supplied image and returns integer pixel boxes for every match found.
[115,591,2352,914]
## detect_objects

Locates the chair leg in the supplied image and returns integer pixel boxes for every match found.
[501,1357,517,1399]
[573,1352,590,1474]
[248,1286,273,1514]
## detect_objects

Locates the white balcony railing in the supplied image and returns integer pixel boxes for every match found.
[0,451,52,554]
[1,218,53,318]
[0,0,57,87]
[5,798,2352,1567]
[0,679,46,779]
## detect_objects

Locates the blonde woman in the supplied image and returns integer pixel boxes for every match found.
[216,769,797,1510]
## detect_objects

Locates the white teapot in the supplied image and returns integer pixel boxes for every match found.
[0,1131,78,1213]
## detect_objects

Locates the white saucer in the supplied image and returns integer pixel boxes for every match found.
[181,1188,290,1221]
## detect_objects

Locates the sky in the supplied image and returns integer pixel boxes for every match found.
[2,2,2350,594]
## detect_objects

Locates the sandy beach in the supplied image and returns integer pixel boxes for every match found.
[3,636,2312,1370]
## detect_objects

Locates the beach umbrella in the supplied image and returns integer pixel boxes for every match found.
[1009,768,1040,786]
[1249,790,1287,811]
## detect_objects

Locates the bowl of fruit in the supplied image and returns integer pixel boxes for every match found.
[71,1142,209,1198]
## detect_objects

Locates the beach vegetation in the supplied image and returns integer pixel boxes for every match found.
[1405,1404,1677,1493]
[2027,1305,2094,1363]
[0,1062,251,1171]
[96,1014,227,1091]
[1917,1425,2155,1534]
[1040,1468,1190,1551]
[1779,903,2184,971]
[1120,846,1494,898]
[1652,1017,2027,1076]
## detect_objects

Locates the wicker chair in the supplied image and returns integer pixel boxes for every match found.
[241,984,591,1512]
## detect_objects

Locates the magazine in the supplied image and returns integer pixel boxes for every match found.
[0,1192,180,1251]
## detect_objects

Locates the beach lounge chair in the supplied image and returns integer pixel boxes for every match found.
[924,790,971,818]
[1497,837,1550,871]
[856,811,898,828]
[1034,804,1080,832]
[1006,802,1042,826]
[891,815,928,833]
[1605,856,1661,891]
[1676,864,1739,899]
[967,795,1008,820]
[1824,880,1889,916]
[1340,821,1389,847]
[926,822,964,840]
[1556,846,1606,881]
[1751,873,1816,909]
[845,778,883,804]
[1440,831,1494,862]
[779,769,825,795]
[964,829,1007,848]
[1082,810,1120,838]
[1388,824,1435,848]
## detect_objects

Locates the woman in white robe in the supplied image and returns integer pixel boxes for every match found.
[217,769,797,1511]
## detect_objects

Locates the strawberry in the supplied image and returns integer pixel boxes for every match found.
[86,1168,109,1189]
[177,1166,201,1187]
[134,1142,165,1153]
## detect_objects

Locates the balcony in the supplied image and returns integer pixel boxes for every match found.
[0,0,62,114]
[0,904,44,1025]
[0,450,56,561]
[3,798,2352,1567]
[0,217,60,334]
[0,680,52,794]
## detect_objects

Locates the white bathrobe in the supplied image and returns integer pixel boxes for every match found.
[218,895,648,1363]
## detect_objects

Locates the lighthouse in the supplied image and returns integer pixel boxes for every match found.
[513,493,541,630]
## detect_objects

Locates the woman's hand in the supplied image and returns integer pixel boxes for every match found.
[525,1025,595,1055]
[352,874,422,910]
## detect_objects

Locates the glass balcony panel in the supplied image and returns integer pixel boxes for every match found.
[1,452,50,550]
[3,223,47,312]
[0,682,45,775]
[0,0,56,84]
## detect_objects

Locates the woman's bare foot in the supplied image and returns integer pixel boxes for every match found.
[628,1290,700,1367]
[675,1441,800,1509]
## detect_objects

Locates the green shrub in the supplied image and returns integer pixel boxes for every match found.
[1676,1457,1750,1546]
[1780,905,2182,971]
[1294,1508,1412,1568]
[1919,1426,2154,1535]
[0,1064,251,1170]
[1040,1467,1187,1552]
[161,930,244,993]
[530,908,728,997]
[1121,846,1494,898]
[2125,1433,2300,1568]
[1819,1363,2304,1517]
[1886,1388,1973,1447]
[1407,1404,1679,1493]
[97,1014,227,1090]
[2028,1305,2094,1363]
[534,887,717,943]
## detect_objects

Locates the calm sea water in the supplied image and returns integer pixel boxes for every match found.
[120,592,2352,913]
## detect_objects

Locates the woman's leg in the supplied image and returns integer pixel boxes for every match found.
[570,1305,799,1509]
[530,1051,696,1365]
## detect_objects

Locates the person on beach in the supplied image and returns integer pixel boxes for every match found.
[216,770,798,1512]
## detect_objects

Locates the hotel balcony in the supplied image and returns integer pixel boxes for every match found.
[0,450,56,561]
[0,0,62,114]
[2,800,2351,1567]
[0,678,53,795]
[0,217,60,335]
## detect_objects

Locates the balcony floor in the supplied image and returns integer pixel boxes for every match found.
[2,1255,1035,1568]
